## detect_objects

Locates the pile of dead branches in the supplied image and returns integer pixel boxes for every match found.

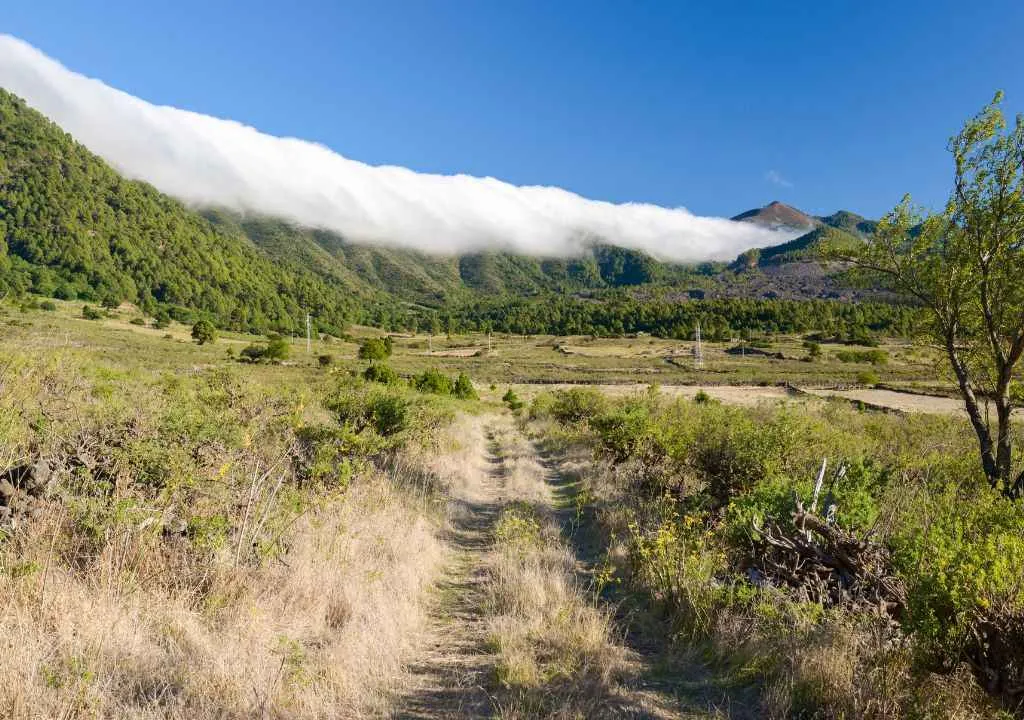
[968,603,1024,709]
[749,459,907,622]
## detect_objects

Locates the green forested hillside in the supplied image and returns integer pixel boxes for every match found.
[0,88,376,334]
[1,87,901,339]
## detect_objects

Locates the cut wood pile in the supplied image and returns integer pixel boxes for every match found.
[748,459,907,622]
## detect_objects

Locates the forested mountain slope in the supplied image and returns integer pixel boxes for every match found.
[0,88,373,333]
[1,86,891,337]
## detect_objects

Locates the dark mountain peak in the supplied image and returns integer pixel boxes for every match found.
[818,210,877,236]
[731,201,817,231]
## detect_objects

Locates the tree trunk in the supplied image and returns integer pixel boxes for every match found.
[947,336,999,484]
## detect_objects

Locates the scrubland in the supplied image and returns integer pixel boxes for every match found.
[528,386,1024,718]
[3,299,1023,719]
[0,305,467,718]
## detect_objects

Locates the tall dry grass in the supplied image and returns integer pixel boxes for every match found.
[0,341,468,719]
[0,465,447,719]
[481,427,630,719]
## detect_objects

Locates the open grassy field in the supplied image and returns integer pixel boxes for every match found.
[4,297,1021,718]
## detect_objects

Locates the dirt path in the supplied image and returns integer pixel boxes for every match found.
[395,415,730,719]
[393,418,506,719]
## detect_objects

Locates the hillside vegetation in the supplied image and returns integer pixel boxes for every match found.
[0,89,384,335]
[1,87,908,342]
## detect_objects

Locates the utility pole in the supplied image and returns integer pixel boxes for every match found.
[305,312,311,354]
[694,321,704,370]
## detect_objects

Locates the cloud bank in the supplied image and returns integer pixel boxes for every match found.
[0,35,793,262]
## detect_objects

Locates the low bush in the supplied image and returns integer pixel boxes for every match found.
[412,368,453,395]
[240,336,290,363]
[835,348,888,365]
[363,363,400,385]
[548,387,607,423]
[856,370,880,385]
[82,304,103,320]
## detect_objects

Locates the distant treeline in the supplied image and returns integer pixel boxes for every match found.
[371,293,921,341]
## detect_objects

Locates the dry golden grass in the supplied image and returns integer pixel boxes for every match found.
[481,428,631,719]
[0,323,474,719]
[0,465,447,719]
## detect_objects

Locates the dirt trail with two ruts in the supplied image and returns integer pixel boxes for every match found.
[394,413,730,719]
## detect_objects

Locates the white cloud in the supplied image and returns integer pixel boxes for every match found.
[0,34,797,262]
[765,169,793,189]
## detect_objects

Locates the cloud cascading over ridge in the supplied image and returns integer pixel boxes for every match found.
[0,35,795,262]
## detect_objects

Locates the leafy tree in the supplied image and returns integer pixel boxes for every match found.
[835,93,1024,498]
[191,319,216,345]
[264,337,290,361]
[358,337,392,361]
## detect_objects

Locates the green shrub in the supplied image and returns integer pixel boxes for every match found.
[240,343,265,362]
[82,304,103,320]
[363,363,400,385]
[238,337,288,363]
[856,370,880,385]
[835,349,888,365]
[502,388,524,411]
[357,337,392,361]
[39,300,57,311]
[191,319,217,345]
[368,394,408,436]
[694,389,717,405]
[130,317,146,326]
[452,372,477,400]
[413,368,453,395]
[888,478,1024,650]
[549,387,607,423]
[329,385,409,438]
[626,509,727,638]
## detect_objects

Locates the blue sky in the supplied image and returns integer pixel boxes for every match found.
[5,0,1022,219]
